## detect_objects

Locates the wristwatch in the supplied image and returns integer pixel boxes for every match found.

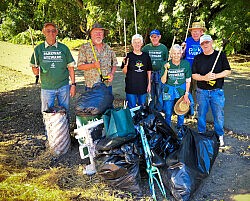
[71,83,76,86]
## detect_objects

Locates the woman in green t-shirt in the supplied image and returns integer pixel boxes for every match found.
[161,44,192,128]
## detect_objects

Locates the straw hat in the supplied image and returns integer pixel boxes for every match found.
[174,96,190,115]
[188,22,207,32]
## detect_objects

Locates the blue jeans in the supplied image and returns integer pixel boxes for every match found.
[41,85,70,113]
[150,71,163,111]
[163,99,184,127]
[196,88,225,135]
[126,93,147,109]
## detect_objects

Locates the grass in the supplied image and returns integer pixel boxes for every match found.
[0,41,249,201]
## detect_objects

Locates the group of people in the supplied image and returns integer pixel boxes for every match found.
[30,21,231,147]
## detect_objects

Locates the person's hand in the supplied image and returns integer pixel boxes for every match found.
[183,93,190,104]
[147,82,151,93]
[93,61,101,69]
[107,72,114,82]
[70,85,76,97]
[181,42,186,51]
[164,62,170,70]
[204,72,216,81]
[123,57,129,67]
[32,66,39,76]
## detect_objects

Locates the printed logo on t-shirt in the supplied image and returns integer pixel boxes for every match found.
[188,45,202,56]
[43,50,63,63]
[148,50,162,60]
[50,63,55,69]
[135,60,144,72]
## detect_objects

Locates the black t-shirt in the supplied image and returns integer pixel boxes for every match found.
[192,50,231,90]
[121,51,152,94]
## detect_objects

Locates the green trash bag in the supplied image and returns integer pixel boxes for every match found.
[103,108,136,138]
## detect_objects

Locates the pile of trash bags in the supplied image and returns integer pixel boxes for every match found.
[75,83,114,117]
[76,95,219,200]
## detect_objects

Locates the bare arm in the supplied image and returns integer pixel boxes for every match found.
[147,71,151,93]
[161,62,170,84]
[192,70,231,81]
[77,61,100,71]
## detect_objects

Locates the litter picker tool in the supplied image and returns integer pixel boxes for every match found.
[168,34,176,61]
[208,34,233,86]
[184,6,194,42]
[133,0,138,34]
[89,40,110,82]
[28,26,39,84]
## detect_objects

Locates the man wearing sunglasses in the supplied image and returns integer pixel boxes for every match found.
[192,34,231,147]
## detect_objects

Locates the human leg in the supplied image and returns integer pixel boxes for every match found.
[137,93,147,106]
[177,114,185,128]
[210,89,225,136]
[41,89,56,112]
[57,85,70,112]
[126,93,137,109]
[196,88,210,133]
[162,100,174,126]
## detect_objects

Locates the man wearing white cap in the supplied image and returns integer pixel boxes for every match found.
[192,34,231,147]
[142,29,168,111]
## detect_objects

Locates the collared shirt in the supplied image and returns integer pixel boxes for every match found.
[77,42,118,88]
[44,41,58,48]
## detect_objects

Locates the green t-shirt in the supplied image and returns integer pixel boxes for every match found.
[142,43,168,71]
[30,42,74,89]
[161,59,191,95]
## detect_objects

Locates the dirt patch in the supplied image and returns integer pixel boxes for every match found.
[0,42,249,200]
[0,70,249,200]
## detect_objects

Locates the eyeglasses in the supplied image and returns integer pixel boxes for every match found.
[45,29,57,34]
[201,41,210,45]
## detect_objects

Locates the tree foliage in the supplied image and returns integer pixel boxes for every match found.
[0,0,249,54]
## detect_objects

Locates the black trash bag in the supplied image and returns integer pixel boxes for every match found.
[95,142,142,195]
[75,82,114,117]
[161,126,219,201]
[95,134,137,151]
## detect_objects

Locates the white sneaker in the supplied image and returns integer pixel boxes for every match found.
[219,136,224,147]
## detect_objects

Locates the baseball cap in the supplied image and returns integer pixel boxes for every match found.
[200,34,212,44]
[150,29,160,36]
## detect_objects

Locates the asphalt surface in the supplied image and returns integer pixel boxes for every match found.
[111,57,250,135]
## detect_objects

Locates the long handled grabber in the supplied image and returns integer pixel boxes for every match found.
[184,6,194,42]
[135,124,167,201]
[28,26,39,84]
[208,35,233,86]
[80,25,110,82]
[89,40,110,82]
[168,34,176,61]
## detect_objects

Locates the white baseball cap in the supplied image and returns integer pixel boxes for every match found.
[200,34,212,44]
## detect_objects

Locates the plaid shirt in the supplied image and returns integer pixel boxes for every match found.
[77,42,118,88]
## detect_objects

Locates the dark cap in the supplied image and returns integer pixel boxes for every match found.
[89,23,109,37]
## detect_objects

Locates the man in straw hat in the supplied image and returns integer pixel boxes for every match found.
[182,21,207,115]
[77,22,118,92]
[192,34,231,147]
[182,21,207,67]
